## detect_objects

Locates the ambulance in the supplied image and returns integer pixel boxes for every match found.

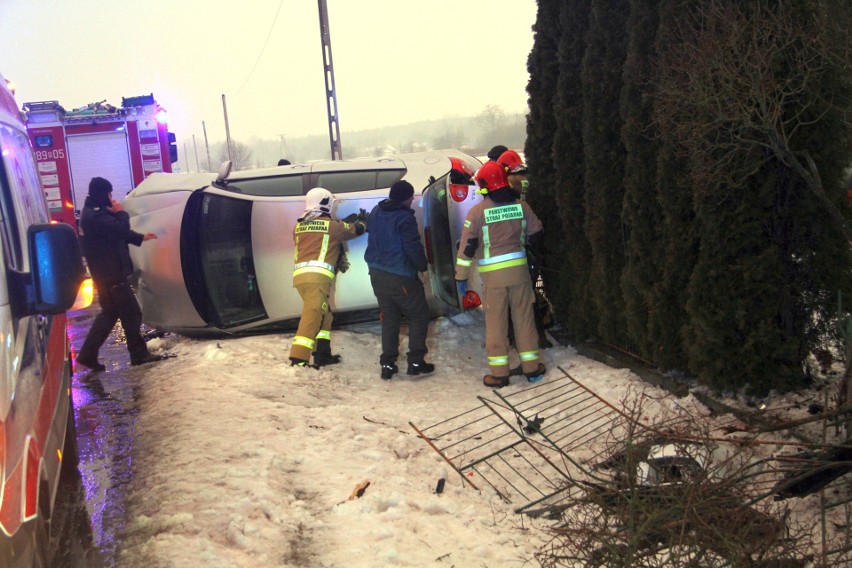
[0,73,89,566]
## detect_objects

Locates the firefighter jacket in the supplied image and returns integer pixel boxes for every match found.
[292,214,365,284]
[454,192,543,283]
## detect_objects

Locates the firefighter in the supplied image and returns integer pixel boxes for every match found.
[497,149,529,200]
[455,160,546,387]
[289,187,367,368]
[498,149,553,352]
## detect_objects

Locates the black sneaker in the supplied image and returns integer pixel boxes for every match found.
[313,352,341,367]
[380,363,398,380]
[407,361,435,376]
[131,353,168,366]
[76,355,105,371]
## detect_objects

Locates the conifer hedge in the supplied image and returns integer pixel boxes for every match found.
[525,0,852,394]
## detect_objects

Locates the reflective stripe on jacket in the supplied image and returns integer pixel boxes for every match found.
[454,198,543,281]
[292,216,363,282]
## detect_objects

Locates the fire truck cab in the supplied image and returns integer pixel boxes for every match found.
[23,94,175,229]
[0,73,88,566]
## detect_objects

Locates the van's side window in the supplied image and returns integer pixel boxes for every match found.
[0,124,25,269]
[316,169,404,194]
[224,175,304,197]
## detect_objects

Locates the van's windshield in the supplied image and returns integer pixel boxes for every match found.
[182,192,267,328]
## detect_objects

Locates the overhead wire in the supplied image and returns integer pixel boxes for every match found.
[230,0,284,98]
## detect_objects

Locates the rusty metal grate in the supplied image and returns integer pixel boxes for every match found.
[410,367,640,515]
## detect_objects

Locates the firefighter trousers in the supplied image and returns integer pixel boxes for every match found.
[290,278,333,362]
[482,274,539,378]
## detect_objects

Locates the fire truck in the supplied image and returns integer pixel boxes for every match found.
[22,94,177,228]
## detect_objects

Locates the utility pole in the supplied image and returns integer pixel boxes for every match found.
[222,94,233,164]
[193,134,200,173]
[202,121,212,172]
[318,0,342,160]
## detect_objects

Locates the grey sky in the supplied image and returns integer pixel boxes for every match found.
[1,0,537,146]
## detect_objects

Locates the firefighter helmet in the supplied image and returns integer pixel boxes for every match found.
[475,160,510,193]
[304,187,338,216]
[498,150,527,174]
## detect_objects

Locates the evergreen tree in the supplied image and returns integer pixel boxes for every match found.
[581,0,630,344]
[525,0,566,329]
[618,0,661,361]
[549,0,595,341]
[647,0,695,372]
[656,0,852,394]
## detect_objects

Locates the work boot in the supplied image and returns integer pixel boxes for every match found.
[380,363,398,380]
[76,354,106,372]
[313,338,341,367]
[509,364,525,377]
[130,352,168,366]
[407,361,435,376]
[290,357,317,369]
[483,375,510,388]
[313,352,342,367]
[525,363,547,383]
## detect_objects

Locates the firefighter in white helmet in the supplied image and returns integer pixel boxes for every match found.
[289,187,366,367]
[455,161,546,387]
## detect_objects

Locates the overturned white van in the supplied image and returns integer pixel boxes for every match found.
[124,150,485,335]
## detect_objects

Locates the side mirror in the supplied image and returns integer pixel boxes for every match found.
[216,160,233,183]
[29,223,86,313]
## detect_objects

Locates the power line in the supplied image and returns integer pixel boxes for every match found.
[230,0,284,98]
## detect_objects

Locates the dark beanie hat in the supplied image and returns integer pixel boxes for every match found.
[88,177,113,206]
[487,144,509,161]
[389,180,414,202]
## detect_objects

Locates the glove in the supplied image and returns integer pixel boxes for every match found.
[343,208,368,223]
[335,246,350,273]
[456,280,467,298]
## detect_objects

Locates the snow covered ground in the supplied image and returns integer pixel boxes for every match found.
[73,308,848,567]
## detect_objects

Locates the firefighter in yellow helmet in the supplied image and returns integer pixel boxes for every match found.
[455,161,546,387]
[289,187,366,367]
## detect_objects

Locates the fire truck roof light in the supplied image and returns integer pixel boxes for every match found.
[155,109,168,125]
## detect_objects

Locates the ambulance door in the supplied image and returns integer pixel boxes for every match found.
[421,156,481,309]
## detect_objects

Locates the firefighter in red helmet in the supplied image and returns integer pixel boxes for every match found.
[497,149,529,200]
[455,160,546,387]
[498,149,553,351]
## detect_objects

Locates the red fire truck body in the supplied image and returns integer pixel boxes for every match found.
[22,95,174,228]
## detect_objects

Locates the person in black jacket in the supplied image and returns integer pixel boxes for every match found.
[76,177,166,370]
[364,180,434,380]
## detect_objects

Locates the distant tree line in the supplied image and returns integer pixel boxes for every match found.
[526,0,852,395]
[183,109,528,173]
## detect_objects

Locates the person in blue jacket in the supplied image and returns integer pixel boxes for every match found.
[364,180,435,380]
